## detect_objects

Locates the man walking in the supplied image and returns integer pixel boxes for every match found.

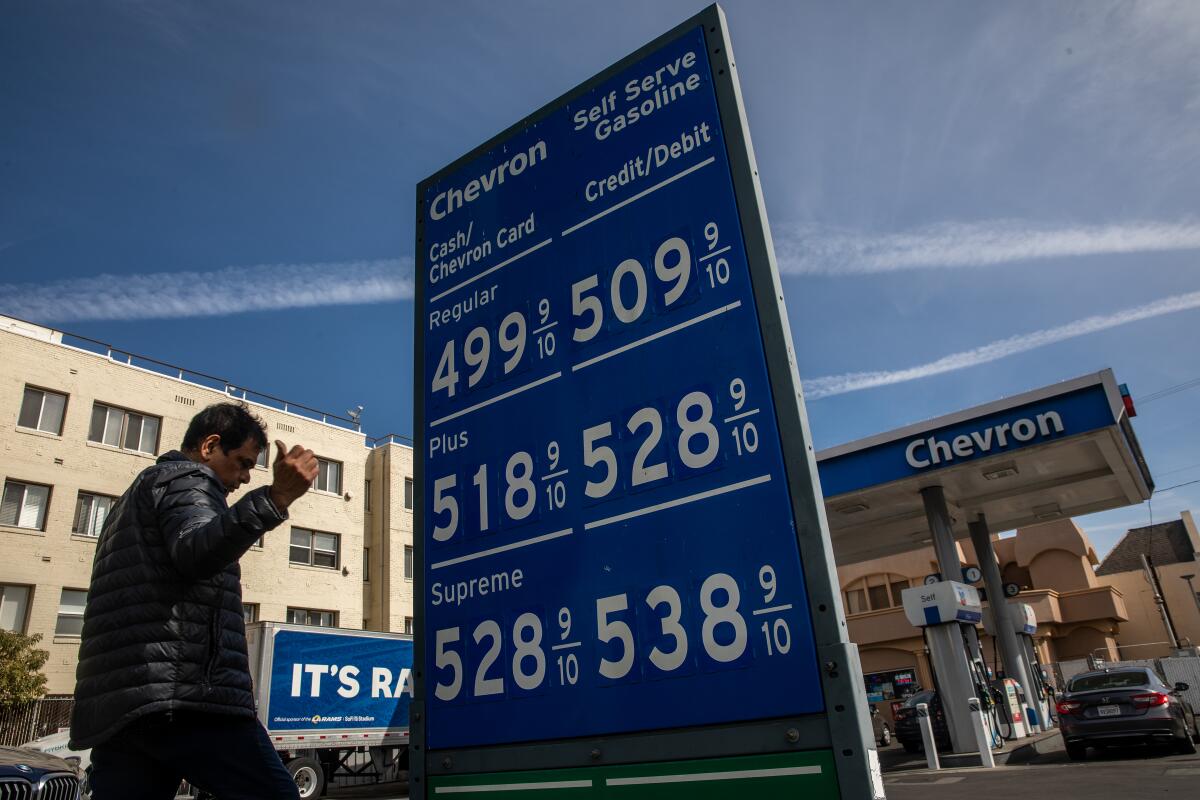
[70,402,319,799]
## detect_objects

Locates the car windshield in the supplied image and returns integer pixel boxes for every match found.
[1068,671,1149,692]
[903,691,935,707]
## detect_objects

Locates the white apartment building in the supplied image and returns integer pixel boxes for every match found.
[0,315,415,695]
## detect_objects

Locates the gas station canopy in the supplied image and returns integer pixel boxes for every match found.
[816,369,1154,565]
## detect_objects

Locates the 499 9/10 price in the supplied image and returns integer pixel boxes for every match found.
[429,221,736,403]
[432,566,795,703]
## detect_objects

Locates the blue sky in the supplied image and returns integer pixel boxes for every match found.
[2,1,1198,557]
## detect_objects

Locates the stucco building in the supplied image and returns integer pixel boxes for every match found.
[840,518,1130,716]
[0,315,415,694]
[1095,512,1200,659]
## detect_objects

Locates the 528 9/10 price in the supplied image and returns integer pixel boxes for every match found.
[431,566,793,702]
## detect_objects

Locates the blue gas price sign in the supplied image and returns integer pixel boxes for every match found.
[417,24,824,751]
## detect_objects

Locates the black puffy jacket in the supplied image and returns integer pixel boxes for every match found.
[70,451,286,748]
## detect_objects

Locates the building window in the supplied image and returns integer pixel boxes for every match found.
[55,589,87,636]
[404,616,413,635]
[1,480,51,530]
[73,492,117,537]
[289,527,340,569]
[243,603,259,624]
[364,478,372,512]
[404,545,414,580]
[313,458,342,494]
[287,607,337,627]
[0,584,31,633]
[88,403,160,455]
[864,668,920,703]
[255,447,268,469]
[363,547,370,582]
[844,588,867,615]
[18,386,67,435]
[867,584,890,610]
[404,477,413,510]
[843,573,910,615]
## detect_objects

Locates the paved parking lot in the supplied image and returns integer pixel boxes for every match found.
[314,735,1200,799]
[885,749,1200,799]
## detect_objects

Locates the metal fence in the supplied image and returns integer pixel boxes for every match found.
[0,696,75,747]
[1159,657,1200,712]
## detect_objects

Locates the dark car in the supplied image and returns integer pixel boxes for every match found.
[869,705,892,747]
[1056,667,1200,760]
[0,744,82,799]
[892,690,952,754]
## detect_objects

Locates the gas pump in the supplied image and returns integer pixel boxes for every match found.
[989,678,1030,739]
[1011,603,1053,731]
[902,581,987,754]
[984,601,1051,733]
[963,628,1003,748]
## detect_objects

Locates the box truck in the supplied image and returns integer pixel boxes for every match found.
[244,622,414,798]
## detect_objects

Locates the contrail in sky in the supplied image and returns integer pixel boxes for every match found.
[804,289,1200,399]
[776,220,1200,274]
[0,259,414,322]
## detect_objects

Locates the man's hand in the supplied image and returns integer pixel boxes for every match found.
[270,440,319,512]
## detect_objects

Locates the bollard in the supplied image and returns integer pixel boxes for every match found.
[916,702,940,770]
[969,697,996,768]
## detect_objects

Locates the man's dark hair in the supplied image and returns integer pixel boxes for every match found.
[182,403,268,454]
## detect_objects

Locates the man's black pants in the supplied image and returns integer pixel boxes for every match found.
[89,711,300,800]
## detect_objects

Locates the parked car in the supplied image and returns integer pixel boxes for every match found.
[1056,667,1200,760]
[869,705,892,747]
[892,690,952,754]
[0,744,83,798]
[22,729,92,798]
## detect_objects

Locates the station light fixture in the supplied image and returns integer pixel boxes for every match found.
[981,462,1019,480]
[1032,503,1062,521]
[835,502,869,515]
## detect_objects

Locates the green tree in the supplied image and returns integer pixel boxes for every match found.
[0,629,49,707]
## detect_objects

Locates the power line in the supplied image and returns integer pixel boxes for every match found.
[1138,376,1200,405]
[1160,478,1200,493]
[1156,461,1200,478]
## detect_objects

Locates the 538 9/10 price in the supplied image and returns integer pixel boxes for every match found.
[431,566,793,702]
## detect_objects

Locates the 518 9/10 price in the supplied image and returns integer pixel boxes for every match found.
[431,565,794,702]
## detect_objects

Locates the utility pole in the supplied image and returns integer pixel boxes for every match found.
[1182,574,1200,616]
[1142,554,1182,649]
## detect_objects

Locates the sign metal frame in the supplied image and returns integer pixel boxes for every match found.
[412,5,877,797]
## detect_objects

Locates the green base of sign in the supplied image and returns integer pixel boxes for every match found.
[428,750,840,798]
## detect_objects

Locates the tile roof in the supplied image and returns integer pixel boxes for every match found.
[1096,519,1196,576]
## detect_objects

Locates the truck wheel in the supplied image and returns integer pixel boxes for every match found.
[286,757,326,800]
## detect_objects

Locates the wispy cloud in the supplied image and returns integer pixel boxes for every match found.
[0,259,414,322]
[805,289,1200,399]
[775,220,1200,275]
